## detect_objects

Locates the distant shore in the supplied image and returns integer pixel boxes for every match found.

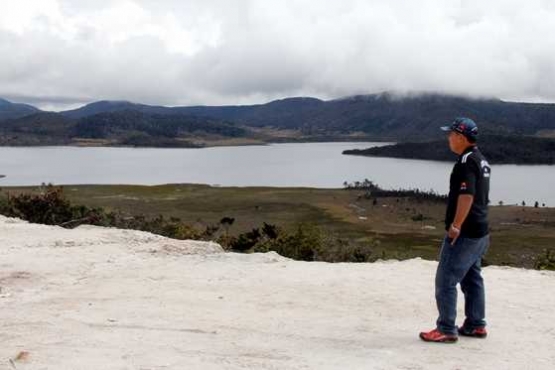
[0,135,390,149]
[343,135,555,165]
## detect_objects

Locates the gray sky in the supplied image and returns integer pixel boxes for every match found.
[1,0,555,110]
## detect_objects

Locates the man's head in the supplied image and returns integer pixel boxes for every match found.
[441,117,478,154]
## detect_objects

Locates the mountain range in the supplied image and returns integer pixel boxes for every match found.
[1,92,555,147]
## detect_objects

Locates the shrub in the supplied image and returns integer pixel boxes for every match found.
[534,249,555,271]
[0,185,73,225]
[255,223,324,261]
[344,179,447,203]
[229,228,261,252]
[0,186,205,240]
[315,236,376,263]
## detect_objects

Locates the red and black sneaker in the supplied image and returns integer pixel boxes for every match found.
[458,326,488,338]
[419,328,458,343]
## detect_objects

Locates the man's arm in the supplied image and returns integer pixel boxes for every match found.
[448,194,473,244]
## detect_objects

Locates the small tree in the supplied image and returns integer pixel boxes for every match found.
[220,216,235,236]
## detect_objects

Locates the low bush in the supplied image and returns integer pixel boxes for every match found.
[1,186,375,263]
[534,249,555,271]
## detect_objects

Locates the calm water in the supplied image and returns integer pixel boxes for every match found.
[0,143,552,206]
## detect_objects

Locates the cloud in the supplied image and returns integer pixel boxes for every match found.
[1,0,555,110]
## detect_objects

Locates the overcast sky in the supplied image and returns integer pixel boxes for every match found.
[1,0,555,110]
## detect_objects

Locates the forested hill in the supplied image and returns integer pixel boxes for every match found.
[61,100,176,119]
[343,135,555,165]
[0,98,40,120]
[58,93,555,140]
[0,109,249,147]
[74,110,246,139]
[3,93,555,145]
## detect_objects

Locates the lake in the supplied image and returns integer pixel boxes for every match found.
[0,143,552,206]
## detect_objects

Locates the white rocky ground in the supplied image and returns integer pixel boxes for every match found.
[0,215,554,370]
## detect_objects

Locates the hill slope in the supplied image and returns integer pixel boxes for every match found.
[60,93,555,141]
[1,215,554,369]
[0,98,41,121]
[0,110,252,147]
[61,100,175,119]
[73,110,249,143]
[5,93,555,146]
[0,112,76,145]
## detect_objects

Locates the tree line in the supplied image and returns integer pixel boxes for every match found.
[343,135,555,165]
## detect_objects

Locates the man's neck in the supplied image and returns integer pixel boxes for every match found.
[457,144,476,155]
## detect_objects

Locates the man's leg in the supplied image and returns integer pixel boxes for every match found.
[460,259,486,329]
[434,236,487,335]
[434,237,460,335]
[460,235,489,333]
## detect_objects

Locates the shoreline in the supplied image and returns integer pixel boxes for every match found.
[0,136,391,149]
[2,183,553,209]
[1,179,553,206]
[1,183,553,209]
[1,138,552,166]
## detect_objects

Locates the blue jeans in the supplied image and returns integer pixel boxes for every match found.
[435,234,490,335]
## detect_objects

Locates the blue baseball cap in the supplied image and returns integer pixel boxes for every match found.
[441,117,478,141]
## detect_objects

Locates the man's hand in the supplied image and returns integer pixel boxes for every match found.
[450,194,473,245]
[448,224,461,245]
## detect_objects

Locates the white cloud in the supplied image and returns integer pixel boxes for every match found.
[1,0,555,110]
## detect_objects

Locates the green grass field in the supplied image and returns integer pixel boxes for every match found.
[2,184,554,268]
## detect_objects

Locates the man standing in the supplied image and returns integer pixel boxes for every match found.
[420,117,491,343]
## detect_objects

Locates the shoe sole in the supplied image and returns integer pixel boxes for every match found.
[419,333,458,343]
[458,327,487,338]
[458,332,487,338]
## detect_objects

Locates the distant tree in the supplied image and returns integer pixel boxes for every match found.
[362,178,376,190]
[534,201,539,208]
[220,216,235,236]
[498,200,504,206]
[522,201,526,207]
